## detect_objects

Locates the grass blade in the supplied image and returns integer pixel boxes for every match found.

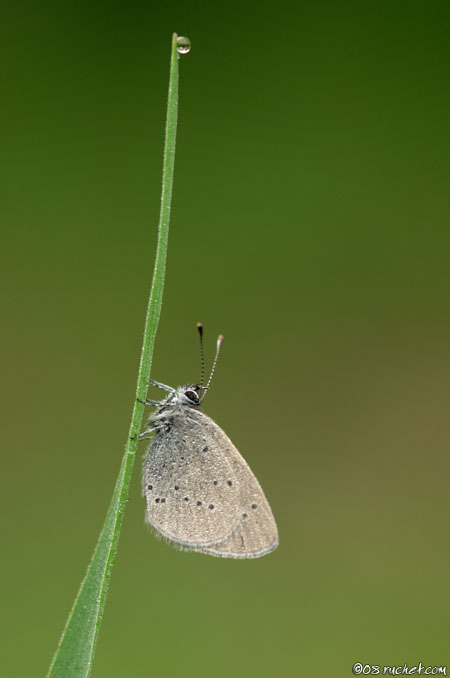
[47,32,183,677]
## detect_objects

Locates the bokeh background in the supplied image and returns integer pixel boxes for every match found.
[2,1,450,676]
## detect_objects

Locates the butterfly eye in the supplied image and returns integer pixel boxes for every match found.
[184,390,200,404]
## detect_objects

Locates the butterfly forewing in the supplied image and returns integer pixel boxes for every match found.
[199,500,279,558]
[143,411,244,548]
[143,408,278,557]
[197,424,279,558]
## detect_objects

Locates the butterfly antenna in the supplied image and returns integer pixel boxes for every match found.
[197,322,205,389]
[202,333,224,398]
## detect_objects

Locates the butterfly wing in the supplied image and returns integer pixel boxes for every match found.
[198,484,279,559]
[143,410,278,558]
[197,420,279,558]
[143,410,243,549]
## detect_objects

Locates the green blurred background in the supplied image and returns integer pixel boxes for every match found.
[2,1,450,676]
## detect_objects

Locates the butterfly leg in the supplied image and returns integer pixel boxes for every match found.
[130,430,151,441]
[137,397,161,406]
[148,379,175,392]
[137,420,170,441]
[136,432,153,441]
[137,427,156,440]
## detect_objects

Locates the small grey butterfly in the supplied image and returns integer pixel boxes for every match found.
[140,323,278,558]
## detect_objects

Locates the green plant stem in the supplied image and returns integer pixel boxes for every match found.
[47,33,181,678]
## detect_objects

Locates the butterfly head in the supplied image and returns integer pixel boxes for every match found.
[180,385,202,407]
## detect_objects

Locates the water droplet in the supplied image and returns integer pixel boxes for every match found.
[176,36,191,55]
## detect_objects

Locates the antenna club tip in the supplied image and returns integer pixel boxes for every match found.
[217,334,224,345]
[197,322,203,334]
